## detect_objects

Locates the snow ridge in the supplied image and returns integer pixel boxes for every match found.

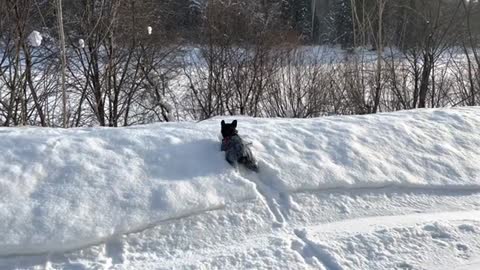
[0,107,479,261]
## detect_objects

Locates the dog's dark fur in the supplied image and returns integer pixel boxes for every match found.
[220,120,258,172]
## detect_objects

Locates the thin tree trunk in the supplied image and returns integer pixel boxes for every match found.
[418,53,433,108]
[373,0,384,113]
[22,43,46,126]
[56,0,68,127]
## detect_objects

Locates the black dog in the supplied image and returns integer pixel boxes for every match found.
[220,120,259,172]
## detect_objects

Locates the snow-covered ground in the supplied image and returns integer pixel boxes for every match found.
[1,107,480,269]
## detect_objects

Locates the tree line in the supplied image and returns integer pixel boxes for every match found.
[0,0,479,126]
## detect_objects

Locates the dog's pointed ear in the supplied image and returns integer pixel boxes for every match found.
[221,120,225,127]
[232,120,237,128]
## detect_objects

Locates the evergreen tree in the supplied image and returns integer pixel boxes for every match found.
[281,0,313,41]
[325,0,353,48]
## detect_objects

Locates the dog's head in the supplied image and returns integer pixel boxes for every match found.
[221,120,237,138]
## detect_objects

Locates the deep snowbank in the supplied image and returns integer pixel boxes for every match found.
[0,107,479,256]
[251,107,480,191]
[0,124,256,255]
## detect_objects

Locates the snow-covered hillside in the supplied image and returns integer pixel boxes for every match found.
[1,108,480,269]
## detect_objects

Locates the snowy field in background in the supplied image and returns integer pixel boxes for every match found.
[1,107,480,269]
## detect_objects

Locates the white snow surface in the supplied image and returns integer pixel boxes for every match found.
[1,107,480,269]
[27,31,42,47]
[78,39,85,49]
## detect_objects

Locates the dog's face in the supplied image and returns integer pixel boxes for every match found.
[221,120,237,138]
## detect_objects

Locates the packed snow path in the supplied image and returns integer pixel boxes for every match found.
[1,108,479,269]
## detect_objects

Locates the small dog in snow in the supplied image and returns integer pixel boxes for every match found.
[220,120,259,172]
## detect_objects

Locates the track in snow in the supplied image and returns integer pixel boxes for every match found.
[236,165,287,226]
